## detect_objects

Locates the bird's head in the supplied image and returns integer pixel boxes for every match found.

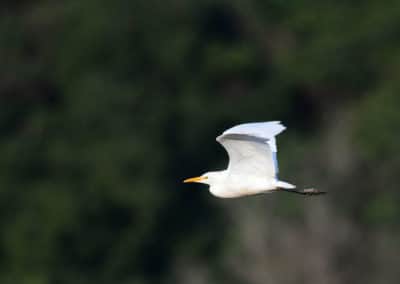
[183,171,223,186]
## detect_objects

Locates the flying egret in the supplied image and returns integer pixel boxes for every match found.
[183,121,325,198]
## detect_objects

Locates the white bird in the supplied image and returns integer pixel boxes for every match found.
[183,121,324,198]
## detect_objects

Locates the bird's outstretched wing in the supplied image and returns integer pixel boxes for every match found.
[216,122,286,178]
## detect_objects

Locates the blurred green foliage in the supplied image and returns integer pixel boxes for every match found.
[1,1,400,283]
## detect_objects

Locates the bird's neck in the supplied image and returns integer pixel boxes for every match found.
[207,170,230,197]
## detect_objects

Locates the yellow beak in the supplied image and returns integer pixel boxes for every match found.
[183,176,206,183]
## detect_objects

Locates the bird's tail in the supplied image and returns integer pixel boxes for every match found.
[276,180,296,189]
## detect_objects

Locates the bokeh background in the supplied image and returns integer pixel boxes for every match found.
[1,1,400,283]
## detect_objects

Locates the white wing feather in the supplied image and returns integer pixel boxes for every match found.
[216,122,286,178]
[220,121,285,141]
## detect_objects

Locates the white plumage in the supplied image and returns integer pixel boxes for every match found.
[216,121,283,180]
[184,121,324,198]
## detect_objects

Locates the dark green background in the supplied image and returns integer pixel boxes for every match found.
[1,1,400,283]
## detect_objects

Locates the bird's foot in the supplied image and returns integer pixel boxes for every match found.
[301,188,326,195]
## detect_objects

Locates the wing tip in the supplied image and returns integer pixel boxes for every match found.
[273,121,286,130]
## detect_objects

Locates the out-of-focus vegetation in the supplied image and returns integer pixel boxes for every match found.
[1,1,400,283]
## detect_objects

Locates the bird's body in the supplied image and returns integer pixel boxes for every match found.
[200,170,295,198]
[183,121,326,198]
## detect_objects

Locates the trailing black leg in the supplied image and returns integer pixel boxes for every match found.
[280,188,326,196]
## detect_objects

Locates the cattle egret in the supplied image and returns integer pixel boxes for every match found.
[183,121,325,198]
